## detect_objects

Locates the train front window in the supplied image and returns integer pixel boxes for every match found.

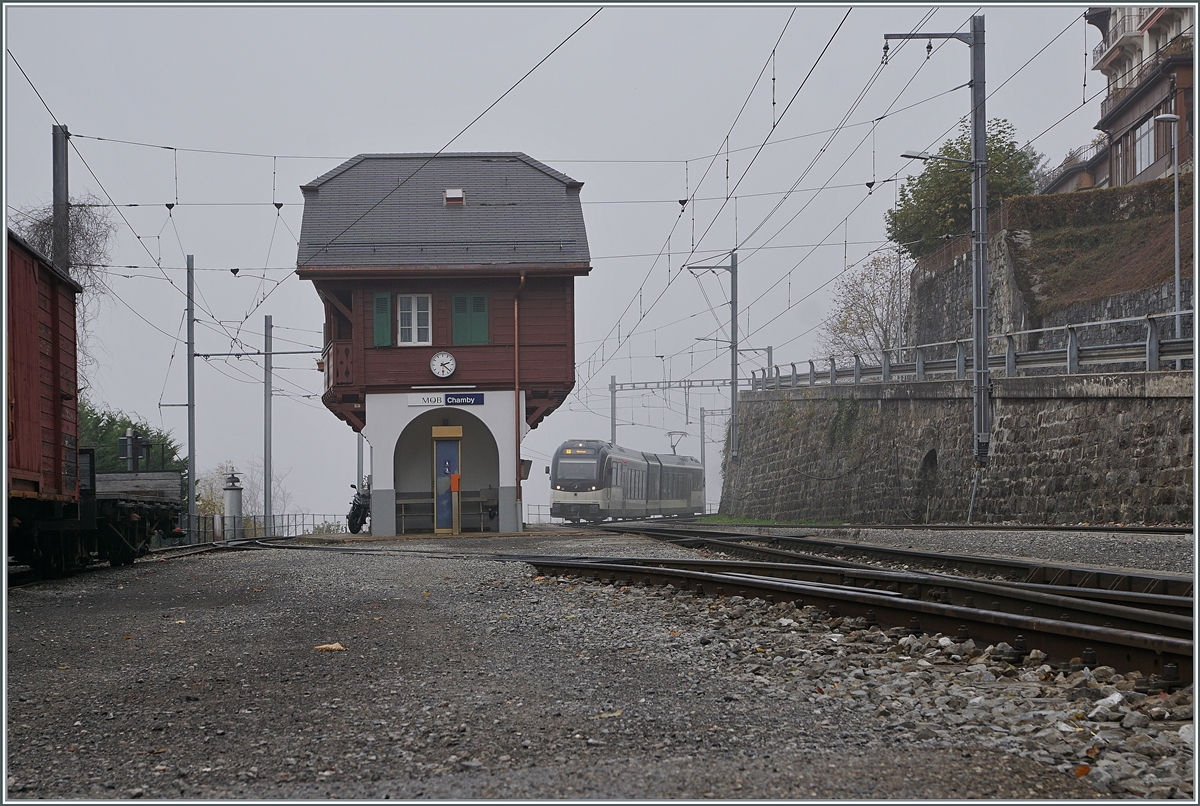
[555,460,597,481]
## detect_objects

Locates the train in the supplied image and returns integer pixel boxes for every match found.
[548,439,705,522]
[7,229,183,575]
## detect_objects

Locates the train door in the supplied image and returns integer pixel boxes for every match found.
[432,426,461,533]
[645,455,662,516]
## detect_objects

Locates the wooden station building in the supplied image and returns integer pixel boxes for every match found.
[296,153,590,534]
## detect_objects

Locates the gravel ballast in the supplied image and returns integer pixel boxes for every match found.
[5,529,1192,799]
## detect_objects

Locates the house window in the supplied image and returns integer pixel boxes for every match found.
[397,294,431,345]
[452,293,489,345]
[1134,116,1155,176]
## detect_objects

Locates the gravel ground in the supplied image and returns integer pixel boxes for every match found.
[5,529,1191,799]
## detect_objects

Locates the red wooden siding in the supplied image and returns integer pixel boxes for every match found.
[7,237,79,500]
[314,273,577,429]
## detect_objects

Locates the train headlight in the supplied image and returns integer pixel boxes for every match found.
[590,486,596,491]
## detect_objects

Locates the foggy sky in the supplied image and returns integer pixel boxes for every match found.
[5,4,1105,516]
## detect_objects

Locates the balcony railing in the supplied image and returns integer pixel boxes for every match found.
[1038,141,1107,193]
[1092,12,1145,68]
[1100,35,1194,119]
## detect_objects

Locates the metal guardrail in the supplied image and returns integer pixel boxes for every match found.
[750,310,1193,390]
[162,513,350,546]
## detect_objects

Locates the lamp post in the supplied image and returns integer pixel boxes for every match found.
[1155,112,1181,368]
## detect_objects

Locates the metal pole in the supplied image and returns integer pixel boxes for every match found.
[357,432,364,488]
[610,375,617,444]
[264,315,273,536]
[1172,121,1181,368]
[699,406,706,483]
[187,255,196,543]
[730,249,739,461]
[52,125,69,274]
[970,15,991,466]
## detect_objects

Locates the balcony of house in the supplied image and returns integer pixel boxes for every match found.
[1100,34,1194,121]
[1039,140,1109,194]
[1092,11,1146,70]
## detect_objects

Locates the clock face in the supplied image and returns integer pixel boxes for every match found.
[430,351,456,378]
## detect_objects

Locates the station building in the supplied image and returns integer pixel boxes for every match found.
[296,153,590,534]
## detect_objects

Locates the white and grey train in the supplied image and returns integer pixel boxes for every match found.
[548,440,705,522]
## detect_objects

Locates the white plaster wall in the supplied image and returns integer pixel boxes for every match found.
[363,390,525,490]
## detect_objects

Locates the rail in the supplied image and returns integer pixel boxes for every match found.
[749,310,1193,390]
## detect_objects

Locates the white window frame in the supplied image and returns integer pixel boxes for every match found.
[397,294,432,346]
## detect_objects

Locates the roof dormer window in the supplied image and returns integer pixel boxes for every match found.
[444,188,465,206]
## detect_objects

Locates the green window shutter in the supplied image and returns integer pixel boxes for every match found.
[452,294,470,344]
[470,293,488,344]
[373,293,392,347]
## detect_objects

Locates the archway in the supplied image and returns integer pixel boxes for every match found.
[394,407,501,531]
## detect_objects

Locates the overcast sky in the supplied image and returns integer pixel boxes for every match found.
[5,3,1106,517]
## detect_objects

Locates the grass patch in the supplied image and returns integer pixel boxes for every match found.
[1015,208,1193,319]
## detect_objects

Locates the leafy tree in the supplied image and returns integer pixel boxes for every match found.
[78,395,186,473]
[817,251,909,364]
[10,192,117,388]
[886,119,1043,259]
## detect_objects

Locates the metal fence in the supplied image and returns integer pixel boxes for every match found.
[750,310,1194,390]
[159,513,351,547]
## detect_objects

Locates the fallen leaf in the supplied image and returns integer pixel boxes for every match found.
[589,709,623,720]
[1074,764,1091,778]
[152,748,167,755]
[314,642,346,652]
[1086,747,1101,759]
[669,631,680,636]
[122,634,135,640]
[251,588,263,593]
[373,616,383,621]
[422,591,431,597]
[174,620,186,624]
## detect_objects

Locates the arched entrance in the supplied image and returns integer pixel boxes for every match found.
[394,407,500,532]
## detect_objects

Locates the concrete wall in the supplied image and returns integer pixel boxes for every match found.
[720,372,1192,526]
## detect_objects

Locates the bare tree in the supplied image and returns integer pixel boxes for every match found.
[195,461,236,517]
[10,192,118,388]
[817,250,910,364]
[193,458,296,518]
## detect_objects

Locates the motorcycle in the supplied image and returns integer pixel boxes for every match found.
[347,480,371,534]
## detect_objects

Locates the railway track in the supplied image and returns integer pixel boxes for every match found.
[508,522,1194,684]
[603,524,1194,598]
[508,554,1192,683]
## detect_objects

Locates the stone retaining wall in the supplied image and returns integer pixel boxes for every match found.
[720,372,1193,526]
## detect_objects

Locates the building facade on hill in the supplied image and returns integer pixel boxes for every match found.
[296,153,590,535]
[1041,6,1193,193]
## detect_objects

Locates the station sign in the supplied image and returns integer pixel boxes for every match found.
[408,392,485,407]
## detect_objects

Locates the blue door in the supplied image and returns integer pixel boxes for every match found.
[434,438,460,532]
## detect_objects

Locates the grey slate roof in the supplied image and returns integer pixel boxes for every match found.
[296,153,589,269]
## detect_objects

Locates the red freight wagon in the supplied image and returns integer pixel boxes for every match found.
[6,229,182,573]
[6,228,81,504]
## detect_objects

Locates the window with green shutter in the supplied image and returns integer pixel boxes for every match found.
[452,293,489,345]
[372,293,392,347]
